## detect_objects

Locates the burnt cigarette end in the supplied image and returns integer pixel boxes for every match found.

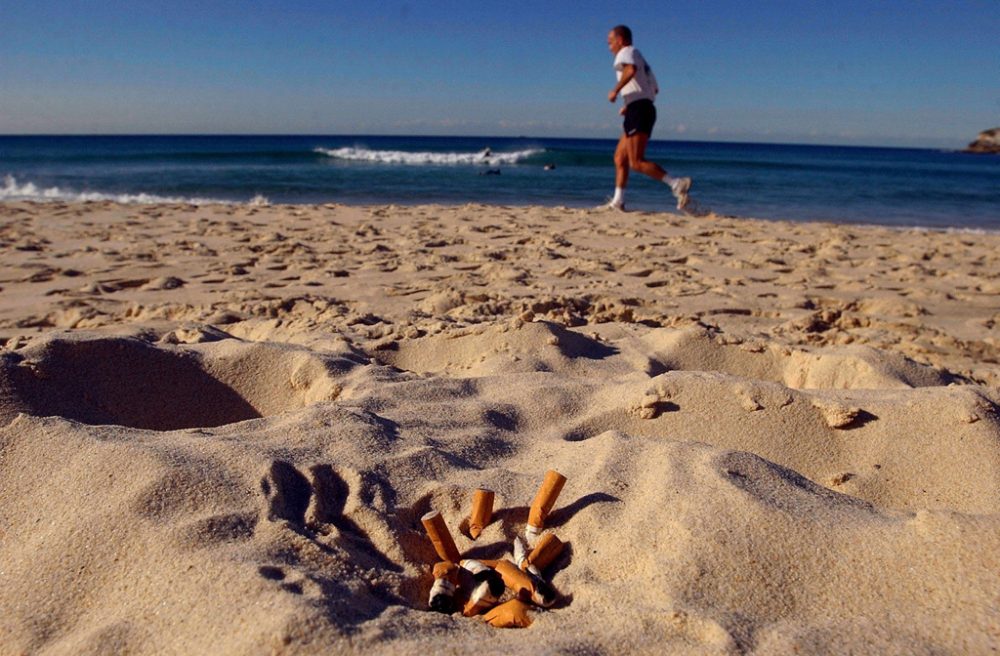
[475,569,506,598]
[535,580,557,607]
[430,594,456,614]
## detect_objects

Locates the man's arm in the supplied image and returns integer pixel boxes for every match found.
[608,64,636,102]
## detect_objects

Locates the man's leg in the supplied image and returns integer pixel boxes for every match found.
[624,132,665,180]
[608,133,630,208]
[626,132,692,211]
[615,133,630,187]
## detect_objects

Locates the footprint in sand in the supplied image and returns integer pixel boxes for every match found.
[259,460,401,571]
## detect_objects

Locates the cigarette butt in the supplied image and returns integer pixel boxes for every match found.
[513,536,531,572]
[432,560,459,583]
[462,598,482,616]
[429,579,456,613]
[468,489,495,540]
[421,510,461,564]
[527,533,565,572]
[482,598,533,628]
[524,523,542,547]
[428,561,459,614]
[494,559,557,608]
[459,558,490,575]
[462,585,496,617]
[460,559,503,616]
[429,576,456,596]
[527,470,566,533]
[493,559,536,598]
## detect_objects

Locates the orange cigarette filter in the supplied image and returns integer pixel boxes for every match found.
[526,470,566,543]
[495,559,558,608]
[428,561,460,613]
[421,510,462,564]
[462,591,497,618]
[468,488,495,540]
[482,599,533,629]
[462,598,487,618]
[493,559,536,599]
[527,533,565,572]
[432,560,459,584]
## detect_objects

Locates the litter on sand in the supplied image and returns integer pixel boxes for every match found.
[420,469,570,628]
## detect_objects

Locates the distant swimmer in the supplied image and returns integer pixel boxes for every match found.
[544,163,556,170]
[479,168,501,176]
[600,24,692,213]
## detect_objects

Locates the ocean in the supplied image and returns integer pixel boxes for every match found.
[1,135,997,230]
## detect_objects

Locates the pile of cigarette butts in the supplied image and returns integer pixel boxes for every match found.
[421,470,568,629]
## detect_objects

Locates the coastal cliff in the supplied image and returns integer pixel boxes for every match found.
[964,127,1000,154]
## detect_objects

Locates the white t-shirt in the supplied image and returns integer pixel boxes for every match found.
[614,46,659,106]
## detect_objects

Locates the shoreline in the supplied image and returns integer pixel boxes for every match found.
[4,197,1000,236]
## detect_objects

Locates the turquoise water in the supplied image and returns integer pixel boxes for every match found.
[1,135,997,229]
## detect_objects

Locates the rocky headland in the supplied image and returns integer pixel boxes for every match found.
[964,127,1000,154]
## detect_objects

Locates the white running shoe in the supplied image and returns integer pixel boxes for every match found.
[596,198,627,212]
[670,177,692,212]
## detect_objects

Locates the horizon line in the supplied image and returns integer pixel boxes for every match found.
[0,133,965,152]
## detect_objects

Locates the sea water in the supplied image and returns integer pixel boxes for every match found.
[1,135,997,230]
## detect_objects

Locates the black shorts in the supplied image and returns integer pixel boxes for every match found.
[623,99,656,136]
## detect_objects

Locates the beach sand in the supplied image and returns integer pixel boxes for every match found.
[1,200,998,654]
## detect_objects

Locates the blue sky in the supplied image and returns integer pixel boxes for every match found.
[1,0,997,147]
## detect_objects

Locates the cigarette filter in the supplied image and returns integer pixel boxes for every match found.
[494,559,557,608]
[527,533,565,572]
[526,470,566,545]
[460,559,504,616]
[428,561,460,614]
[482,598,533,629]
[468,488,495,540]
[493,559,534,598]
[421,510,462,564]
[433,560,459,581]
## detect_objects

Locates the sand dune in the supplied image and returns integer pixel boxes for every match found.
[1,200,999,654]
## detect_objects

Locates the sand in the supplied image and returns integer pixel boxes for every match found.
[1,199,998,654]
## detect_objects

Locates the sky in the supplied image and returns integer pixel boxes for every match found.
[1,0,997,147]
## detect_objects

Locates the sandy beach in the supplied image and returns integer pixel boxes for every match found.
[2,200,999,654]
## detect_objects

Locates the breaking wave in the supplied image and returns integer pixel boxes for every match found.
[0,175,229,205]
[315,146,543,165]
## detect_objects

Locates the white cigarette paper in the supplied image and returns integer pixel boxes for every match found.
[460,559,502,616]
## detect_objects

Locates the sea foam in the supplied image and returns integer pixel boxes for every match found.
[0,175,227,205]
[315,146,543,165]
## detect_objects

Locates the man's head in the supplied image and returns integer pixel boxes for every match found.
[607,25,632,53]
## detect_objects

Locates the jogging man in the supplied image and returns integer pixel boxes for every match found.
[603,24,691,212]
